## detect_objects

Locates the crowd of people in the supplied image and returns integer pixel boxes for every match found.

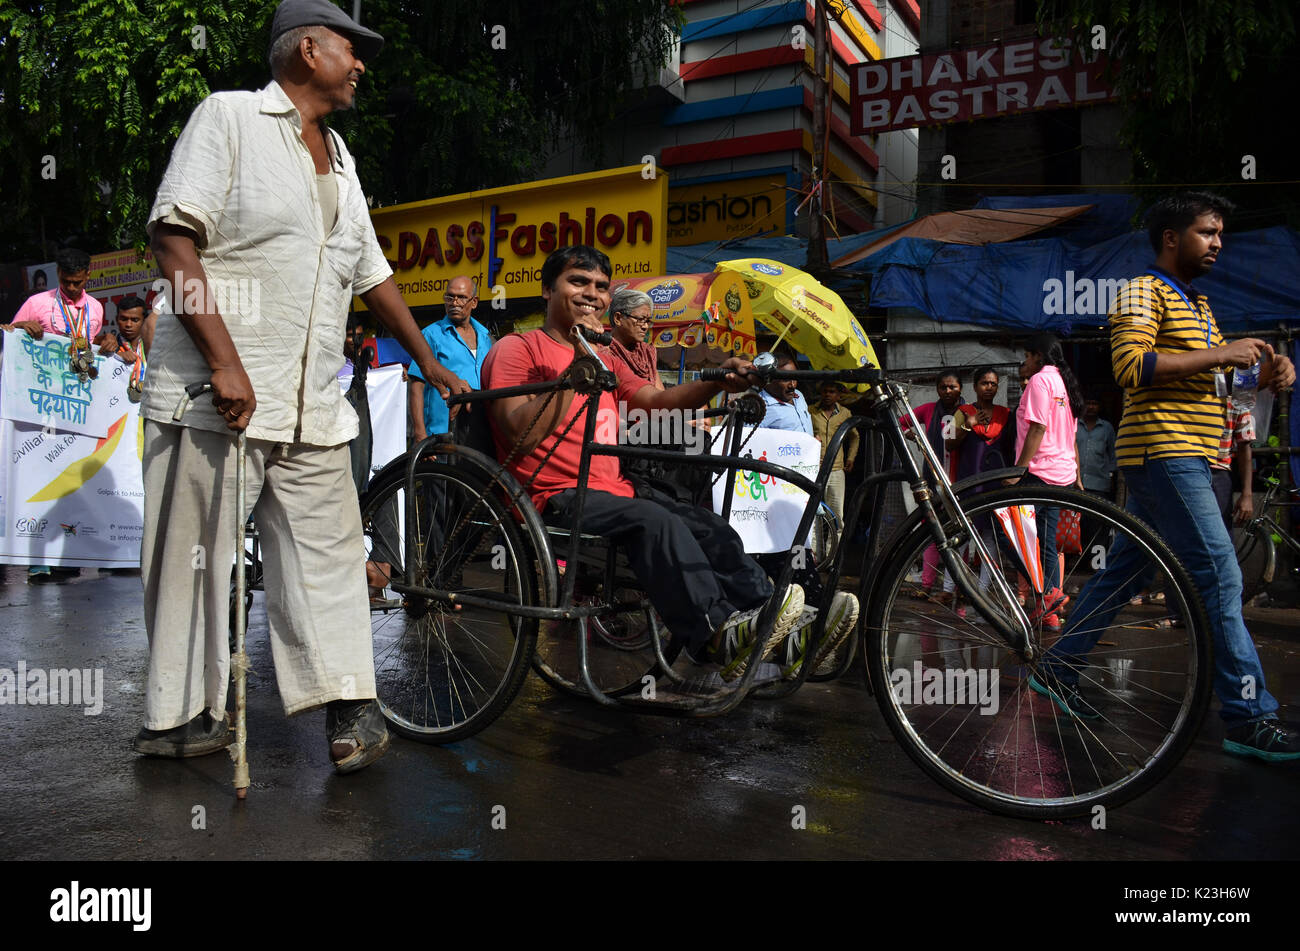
[3,0,1295,777]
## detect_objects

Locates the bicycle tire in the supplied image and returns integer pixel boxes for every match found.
[1233,523,1274,604]
[864,485,1211,819]
[359,459,539,744]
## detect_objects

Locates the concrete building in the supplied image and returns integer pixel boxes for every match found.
[539,0,924,246]
[882,0,1128,379]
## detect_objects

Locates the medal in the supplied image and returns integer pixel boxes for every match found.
[126,340,146,400]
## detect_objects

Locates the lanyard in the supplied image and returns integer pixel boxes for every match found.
[125,340,146,384]
[1146,270,1212,349]
[55,292,87,341]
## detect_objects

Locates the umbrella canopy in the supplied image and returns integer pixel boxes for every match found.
[712,258,879,385]
[614,272,758,368]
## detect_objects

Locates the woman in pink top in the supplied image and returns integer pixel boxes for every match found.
[1011,333,1084,623]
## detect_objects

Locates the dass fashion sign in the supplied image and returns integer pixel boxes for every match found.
[367,165,668,308]
[850,39,1116,135]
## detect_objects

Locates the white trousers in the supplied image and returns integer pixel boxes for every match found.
[140,421,374,730]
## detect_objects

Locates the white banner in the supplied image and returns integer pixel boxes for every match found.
[0,362,406,568]
[338,364,405,477]
[711,427,822,554]
[0,336,126,438]
[0,364,145,568]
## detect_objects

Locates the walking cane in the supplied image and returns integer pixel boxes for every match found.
[174,381,250,800]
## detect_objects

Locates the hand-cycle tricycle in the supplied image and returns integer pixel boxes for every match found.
[356,334,1211,819]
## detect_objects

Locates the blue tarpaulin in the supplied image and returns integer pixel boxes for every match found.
[857,226,1300,333]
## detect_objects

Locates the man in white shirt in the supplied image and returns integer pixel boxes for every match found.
[135,0,469,773]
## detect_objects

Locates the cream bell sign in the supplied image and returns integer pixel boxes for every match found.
[366,166,669,307]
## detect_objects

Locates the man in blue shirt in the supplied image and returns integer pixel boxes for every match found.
[758,352,813,435]
[1075,393,1116,500]
[408,275,493,439]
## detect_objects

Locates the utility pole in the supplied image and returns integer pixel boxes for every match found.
[807,0,829,273]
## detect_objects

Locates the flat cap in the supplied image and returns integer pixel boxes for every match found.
[270,0,384,61]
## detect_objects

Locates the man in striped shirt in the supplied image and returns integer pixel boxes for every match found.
[1030,192,1298,761]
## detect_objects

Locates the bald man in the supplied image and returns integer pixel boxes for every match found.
[409,275,494,439]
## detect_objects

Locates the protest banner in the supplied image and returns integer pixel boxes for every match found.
[1,360,404,568]
[0,337,123,439]
[710,427,821,554]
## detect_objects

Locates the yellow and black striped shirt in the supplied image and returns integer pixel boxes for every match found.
[1110,271,1225,465]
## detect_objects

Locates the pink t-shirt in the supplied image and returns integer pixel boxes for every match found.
[1016,364,1077,485]
[481,329,652,512]
[11,289,105,340]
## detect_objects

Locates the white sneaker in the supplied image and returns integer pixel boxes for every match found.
[711,584,805,682]
[782,591,859,678]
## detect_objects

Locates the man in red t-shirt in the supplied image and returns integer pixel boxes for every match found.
[482,246,804,682]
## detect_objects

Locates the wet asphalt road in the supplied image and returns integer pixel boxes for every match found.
[1,564,1297,862]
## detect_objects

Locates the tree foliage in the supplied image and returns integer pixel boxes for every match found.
[1036,0,1300,224]
[0,0,682,259]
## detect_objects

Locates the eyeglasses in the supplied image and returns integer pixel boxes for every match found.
[443,293,474,304]
[617,311,654,325]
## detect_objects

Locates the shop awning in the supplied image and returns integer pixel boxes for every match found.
[830,205,1094,268]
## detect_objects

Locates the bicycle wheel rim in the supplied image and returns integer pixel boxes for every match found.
[362,462,537,743]
[867,486,1210,818]
[532,570,672,699]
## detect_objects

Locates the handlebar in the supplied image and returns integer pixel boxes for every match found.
[700,361,882,386]
[575,325,613,346]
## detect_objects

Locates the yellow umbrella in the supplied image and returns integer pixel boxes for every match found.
[712,258,879,386]
[614,273,758,368]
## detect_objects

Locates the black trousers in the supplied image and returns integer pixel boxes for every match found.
[544,485,772,652]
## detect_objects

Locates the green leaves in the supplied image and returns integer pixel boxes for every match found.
[1,0,682,259]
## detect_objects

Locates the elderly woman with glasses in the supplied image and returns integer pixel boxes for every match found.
[605,287,663,391]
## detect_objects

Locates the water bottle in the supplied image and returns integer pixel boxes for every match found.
[1231,361,1259,414]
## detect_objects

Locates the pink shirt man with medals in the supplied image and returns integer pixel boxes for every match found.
[3,248,118,379]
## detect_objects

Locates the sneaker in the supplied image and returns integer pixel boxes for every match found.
[1029,587,1069,623]
[133,710,232,758]
[325,700,391,774]
[710,584,804,682]
[27,566,53,585]
[1223,719,1300,762]
[777,607,816,679]
[1042,612,1062,632]
[805,592,859,676]
[1027,672,1100,720]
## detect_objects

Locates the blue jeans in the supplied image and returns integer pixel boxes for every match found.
[1047,457,1277,726]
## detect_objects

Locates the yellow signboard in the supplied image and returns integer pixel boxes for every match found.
[667,173,790,246]
[366,166,668,308]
